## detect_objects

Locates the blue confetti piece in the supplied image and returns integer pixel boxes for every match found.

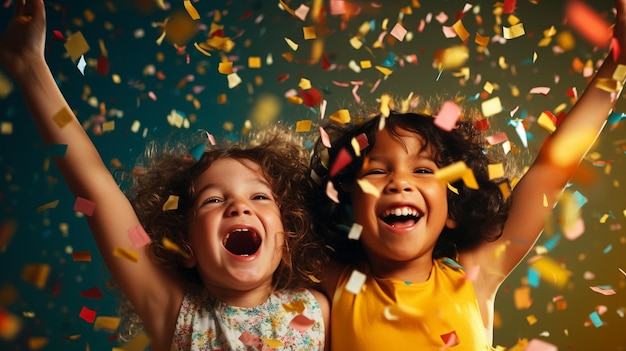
[603,245,613,254]
[544,233,561,251]
[608,111,625,126]
[189,144,206,161]
[441,258,465,271]
[589,311,603,327]
[527,267,540,287]
[573,190,587,209]
[381,52,397,68]
[466,93,481,101]
[369,19,376,31]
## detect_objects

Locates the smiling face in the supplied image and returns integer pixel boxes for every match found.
[350,127,453,279]
[186,157,285,296]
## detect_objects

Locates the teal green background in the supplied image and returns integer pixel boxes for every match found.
[1,0,625,350]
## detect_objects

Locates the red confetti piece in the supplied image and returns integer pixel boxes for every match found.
[80,286,103,299]
[354,133,369,151]
[73,196,96,216]
[474,118,490,131]
[565,0,612,48]
[52,30,66,41]
[289,314,315,332]
[329,148,352,178]
[440,330,460,347]
[96,54,109,76]
[300,87,323,107]
[277,74,290,83]
[79,306,97,323]
[503,0,517,14]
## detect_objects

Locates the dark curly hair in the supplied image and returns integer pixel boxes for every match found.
[310,100,525,263]
[117,125,326,341]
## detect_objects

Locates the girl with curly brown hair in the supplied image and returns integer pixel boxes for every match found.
[0,1,328,350]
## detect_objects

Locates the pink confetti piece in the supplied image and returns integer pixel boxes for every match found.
[463,265,480,282]
[442,26,457,39]
[329,0,346,15]
[440,331,459,347]
[351,84,361,104]
[565,0,612,48]
[74,196,96,216]
[289,314,315,332]
[529,86,551,96]
[319,127,332,148]
[390,23,407,41]
[485,132,508,145]
[563,218,585,240]
[148,91,157,101]
[326,181,339,204]
[434,100,461,131]
[128,225,151,248]
[239,331,263,348]
[590,286,617,296]
[294,4,310,21]
[524,339,557,351]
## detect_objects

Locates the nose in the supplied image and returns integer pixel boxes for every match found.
[226,198,252,216]
[384,174,415,194]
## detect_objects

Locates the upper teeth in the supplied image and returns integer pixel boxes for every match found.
[383,207,418,217]
[223,228,250,243]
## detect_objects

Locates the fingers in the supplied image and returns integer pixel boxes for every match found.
[12,0,25,18]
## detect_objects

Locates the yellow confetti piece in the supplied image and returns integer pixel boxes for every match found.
[488,163,505,180]
[183,0,200,20]
[595,78,622,93]
[513,286,532,309]
[543,193,549,207]
[21,264,51,289]
[303,26,316,40]
[52,107,75,128]
[375,66,393,76]
[434,45,469,70]
[218,61,233,74]
[162,237,191,260]
[120,331,150,351]
[447,182,459,194]
[295,120,312,133]
[498,182,511,200]
[162,195,180,211]
[356,179,380,198]
[503,22,525,39]
[37,200,60,214]
[360,60,372,69]
[284,37,299,51]
[102,120,115,132]
[537,111,556,133]
[282,300,305,313]
[0,121,12,135]
[94,316,121,331]
[248,56,261,68]
[475,33,489,46]
[308,274,321,283]
[349,36,363,49]
[613,64,626,81]
[298,78,312,90]
[435,161,468,183]
[64,31,90,61]
[526,314,538,325]
[262,338,284,348]
[481,96,502,117]
[286,95,303,104]
[529,256,571,288]
[462,169,479,189]
[329,109,351,124]
[193,42,212,56]
[113,247,140,263]
[453,20,470,42]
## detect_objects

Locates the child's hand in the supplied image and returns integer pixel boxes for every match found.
[0,0,47,79]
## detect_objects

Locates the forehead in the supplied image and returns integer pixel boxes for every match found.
[196,157,267,185]
[369,127,433,156]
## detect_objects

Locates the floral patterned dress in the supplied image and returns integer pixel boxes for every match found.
[170,284,325,351]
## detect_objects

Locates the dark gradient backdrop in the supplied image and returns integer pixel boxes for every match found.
[1,0,625,350]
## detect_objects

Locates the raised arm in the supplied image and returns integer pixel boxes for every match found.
[0,0,184,345]
[466,0,626,285]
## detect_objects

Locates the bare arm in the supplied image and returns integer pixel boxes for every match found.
[463,0,626,290]
[0,0,184,346]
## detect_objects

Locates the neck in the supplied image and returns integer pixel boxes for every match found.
[366,254,434,283]
[203,281,274,308]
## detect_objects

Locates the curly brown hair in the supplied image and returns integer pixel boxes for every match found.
[310,98,527,263]
[126,125,325,290]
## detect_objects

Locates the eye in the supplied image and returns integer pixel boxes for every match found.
[200,197,222,206]
[363,168,387,176]
[252,193,272,201]
[413,168,434,174]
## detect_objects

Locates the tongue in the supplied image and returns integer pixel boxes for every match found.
[390,219,416,228]
[224,231,261,255]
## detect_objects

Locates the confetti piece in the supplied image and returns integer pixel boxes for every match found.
[295,120,312,132]
[72,251,92,262]
[94,316,121,331]
[452,21,470,42]
[529,86,550,95]
[565,0,611,48]
[127,225,151,248]
[524,339,557,351]
[441,330,460,347]
[347,223,363,240]
[513,286,532,309]
[262,338,284,348]
[227,73,242,89]
[329,109,351,124]
[434,161,468,184]
[303,26,316,40]
[248,56,261,68]
[481,97,502,117]
[113,247,140,263]
[120,331,150,351]
[356,178,381,198]
[183,0,200,20]
[0,308,22,340]
[79,286,103,299]
[162,237,191,260]
[589,310,603,327]
[21,264,51,289]
[73,196,96,216]
[529,256,571,288]
[282,300,305,314]
[390,23,408,41]
[0,121,12,135]
[284,37,299,51]
[329,148,352,177]
[218,62,233,75]
[77,55,87,75]
[345,269,367,294]
[79,306,97,323]
[64,31,90,61]
[503,23,525,39]
[488,163,505,180]
[27,337,48,350]
[325,181,339,203]
[52,108,74,128]
[0,219,17,252]
[289,314,315,332]
[537,111,557,133]
[434,100,461,131]
[162,195,179,211]
[589,285,616,296]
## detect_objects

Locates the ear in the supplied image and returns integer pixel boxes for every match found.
[445,217,457,229]
[182,245,197,268]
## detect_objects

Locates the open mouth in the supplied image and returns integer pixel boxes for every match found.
[380,206,421,228]
[223,228,262,256]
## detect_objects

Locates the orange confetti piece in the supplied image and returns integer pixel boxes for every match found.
[329,109,351,124]
[27,337,48,350]
[183,0,200,20]
[94,316,121,331]
[162,237,191,260]
[218,62,233,74]
[295,120,312,132]
[565,0,611,48]
[282,300,305,313]
[21,264,51,289]
[248,56,261,68]
[113,247,140,263]
[52,107,74,128]
[72,251,92,262]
